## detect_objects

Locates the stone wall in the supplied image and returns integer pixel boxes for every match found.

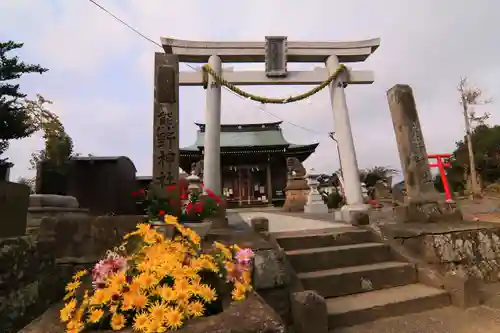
[1,215,145,333]
[380,221,500,283]
[0,236,57,333]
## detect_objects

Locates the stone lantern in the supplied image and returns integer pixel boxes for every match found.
[304,168,328,214]
[186,170,202,195]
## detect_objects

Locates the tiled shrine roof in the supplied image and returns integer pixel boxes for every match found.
[180,121,318,154]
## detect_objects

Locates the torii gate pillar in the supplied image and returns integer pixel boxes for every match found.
[203,55,222,195]
[327,55,369,223]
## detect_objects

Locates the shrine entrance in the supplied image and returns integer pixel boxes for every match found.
[153,36,381,222]
[222,166,264,205]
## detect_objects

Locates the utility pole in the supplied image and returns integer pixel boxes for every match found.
[461,95,481,198]
[329,132,342,177]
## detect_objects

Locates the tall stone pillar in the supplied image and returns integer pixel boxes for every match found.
[153,53,180,216]
[203,55,222,196]
[326,55,369,224]
[387,84,461,223]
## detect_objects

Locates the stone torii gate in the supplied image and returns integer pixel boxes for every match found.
[153,36,380,223]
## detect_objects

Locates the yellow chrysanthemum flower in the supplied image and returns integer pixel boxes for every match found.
[175,289,190,306]
[90,288,112,306]
[128,280,142,294]
[174,278,190,292]
[198,285,217,302]
[186,300,205,318]
[121,293,134,311]
[143,229,161,244]
[131,292,149,310]
[164,307,184,330]
[241,270,252,285]
[59,299,77,322]
[108,271,127,290]
[148,301,170,323]
[66,318,84,333]
[72,269,87,280]
[137,223,152,235]
[136,272,158,290]
[132,311,149,332]
[87,309,104,323]
[110,313,126,331]
[164,214,178,225]
[157,285,177,302]
[231,282,247,301]
[145,318,166,333]
[65,280,81,293]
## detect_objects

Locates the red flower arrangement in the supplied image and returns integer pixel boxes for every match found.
[132,180,225,223]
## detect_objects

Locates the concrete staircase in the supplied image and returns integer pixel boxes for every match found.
[275,227,450,329]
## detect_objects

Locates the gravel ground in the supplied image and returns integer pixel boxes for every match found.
[335,306,500,333]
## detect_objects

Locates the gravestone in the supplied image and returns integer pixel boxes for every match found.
[0,181,30,237]
[387,85,461,223]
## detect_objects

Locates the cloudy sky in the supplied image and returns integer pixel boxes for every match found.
[1,0,498,182]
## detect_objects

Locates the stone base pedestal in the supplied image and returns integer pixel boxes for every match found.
[340,204,371,225]
[394,199,462,224]
[304,202,328,214]
[283,177,309,212]
[27,194,89,233]
[304,172,328,214]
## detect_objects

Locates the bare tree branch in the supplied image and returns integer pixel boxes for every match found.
[458,77,492,127]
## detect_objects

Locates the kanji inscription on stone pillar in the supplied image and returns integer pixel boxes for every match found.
[387,84,462,223]
[153,53,179,199]
[387,84,436,202]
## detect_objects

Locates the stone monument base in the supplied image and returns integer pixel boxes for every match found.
[27,194,89,233]
[339,203,371,225]
[283,177,309,212]
[304,202,328,214]
[394,199,462,224]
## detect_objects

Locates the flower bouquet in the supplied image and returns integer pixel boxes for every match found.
[133,182,225,223]
[60,214,254,332]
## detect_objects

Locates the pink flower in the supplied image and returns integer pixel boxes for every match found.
[235,248,254,266]
[91,252,127,288]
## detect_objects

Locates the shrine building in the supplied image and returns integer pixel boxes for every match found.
[180,121,318,207]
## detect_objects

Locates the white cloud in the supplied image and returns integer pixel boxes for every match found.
[2,0,500,182]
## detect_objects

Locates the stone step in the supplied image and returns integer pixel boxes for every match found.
[326,284,450,329]
[298,261,417,298]
[275,227,373,251]
[286,242,391,273]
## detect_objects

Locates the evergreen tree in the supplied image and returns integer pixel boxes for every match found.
[0,41,48,165]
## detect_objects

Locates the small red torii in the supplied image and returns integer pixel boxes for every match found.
[428,154,453,202]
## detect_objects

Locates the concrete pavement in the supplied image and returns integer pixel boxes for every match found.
[235,211,349,233]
